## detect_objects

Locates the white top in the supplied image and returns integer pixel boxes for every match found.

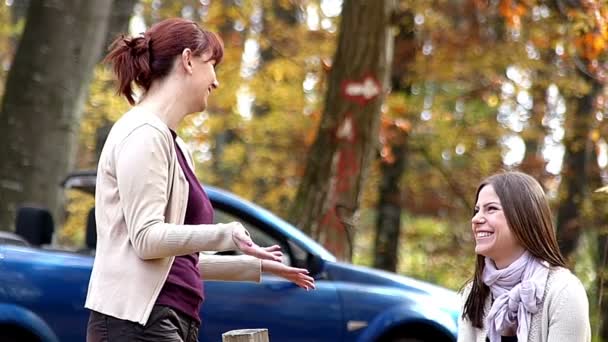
[458,267,591,342]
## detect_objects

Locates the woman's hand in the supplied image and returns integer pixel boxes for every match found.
[262,260,316,291]
[232,223,283,262]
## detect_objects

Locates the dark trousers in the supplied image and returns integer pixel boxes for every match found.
[87,305,199,342]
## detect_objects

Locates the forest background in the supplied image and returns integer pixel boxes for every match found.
[1,0,608,340]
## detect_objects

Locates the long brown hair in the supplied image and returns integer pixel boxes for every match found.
[462,171,567,328]
[104,18,224,105]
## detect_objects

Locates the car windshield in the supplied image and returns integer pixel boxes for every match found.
[203,185,336,262]
[62,171,336,262]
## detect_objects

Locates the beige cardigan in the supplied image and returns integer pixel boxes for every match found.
[457,267,591,342]
[85,108,261,325]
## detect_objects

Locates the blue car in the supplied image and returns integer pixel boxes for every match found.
[0,171,459,342]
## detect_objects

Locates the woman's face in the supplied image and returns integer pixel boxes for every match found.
[189,51,218,112]
[471,184,525,268]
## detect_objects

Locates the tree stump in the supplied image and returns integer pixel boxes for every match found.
[222,329,269,342]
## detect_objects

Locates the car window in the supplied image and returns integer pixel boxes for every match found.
[213,208,292,266]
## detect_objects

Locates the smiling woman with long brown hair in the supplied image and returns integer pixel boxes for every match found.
[458,171,590,342]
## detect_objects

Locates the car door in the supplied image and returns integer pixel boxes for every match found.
[0,245,92,341]
[199,208,343,342]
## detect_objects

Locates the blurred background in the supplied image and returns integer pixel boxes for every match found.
[0,0,607,340]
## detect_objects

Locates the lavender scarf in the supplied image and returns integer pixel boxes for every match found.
[482,251,549,342]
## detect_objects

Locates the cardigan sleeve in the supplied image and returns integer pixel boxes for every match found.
[198,253,262,282]
[546,274,591,342]
[114,124,239,259]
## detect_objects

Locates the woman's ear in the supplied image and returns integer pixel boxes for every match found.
[181,48,193,74]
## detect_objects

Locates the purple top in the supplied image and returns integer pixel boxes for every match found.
[155,131,214,323]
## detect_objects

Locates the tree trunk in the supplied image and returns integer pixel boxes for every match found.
[210,0,248,189]
[103,0,137,52]
[372,11,415,272]
[555,76,603,259]
[599,230,608,340]
[9,0,30,25]
[373,141,407,272]
[93,0,137,161]
[288,0,395,261]
[520,83,549,183]
[0,0,113,231]
[583,103,608,341]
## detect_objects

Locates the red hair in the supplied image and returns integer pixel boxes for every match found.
[105,18,224,105]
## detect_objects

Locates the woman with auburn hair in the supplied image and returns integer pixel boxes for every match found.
[458,171,590,342]
[85,18,314,342]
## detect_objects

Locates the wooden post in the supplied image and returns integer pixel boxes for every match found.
[222,329,269,342]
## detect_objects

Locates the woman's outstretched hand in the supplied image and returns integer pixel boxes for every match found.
[262,260,316,291]
[232,223,283,262]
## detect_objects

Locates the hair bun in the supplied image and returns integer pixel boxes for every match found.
[123,34,150,56]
